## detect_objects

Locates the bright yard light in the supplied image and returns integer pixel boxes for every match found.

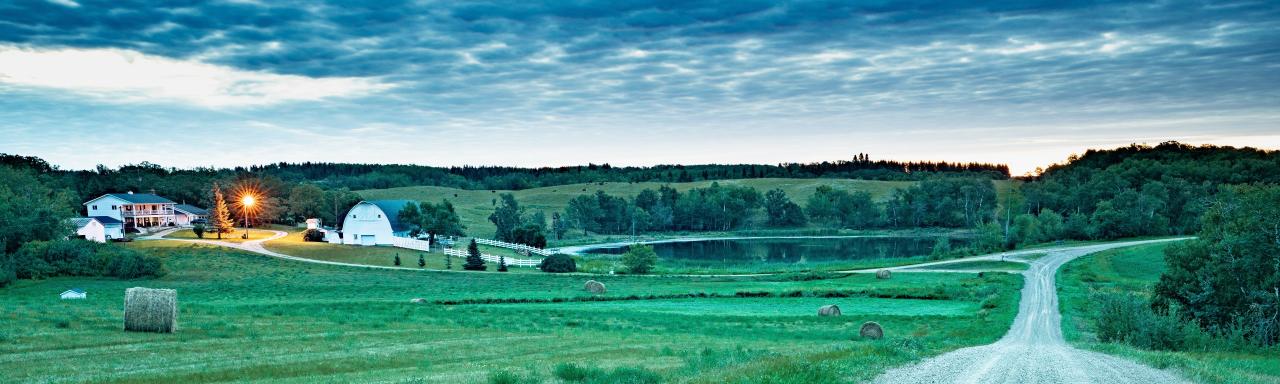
[242,195,256,207]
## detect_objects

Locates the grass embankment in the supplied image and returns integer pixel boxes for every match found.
[1059,243,1280,383]
[358,178,1013,240]
[0,241,1022,383]
[261,229,541,272]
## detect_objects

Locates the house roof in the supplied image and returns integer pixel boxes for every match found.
[69,217,97,229]
[90,216,124,225]
[364,200,416,232]
[84,193,176,205]
[174,204,208,215]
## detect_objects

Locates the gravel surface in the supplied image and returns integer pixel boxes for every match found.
[870,239,1193,384]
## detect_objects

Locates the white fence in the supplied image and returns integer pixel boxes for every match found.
[474,238,552,256]
[391,236,431,252]
[442,248,541,267]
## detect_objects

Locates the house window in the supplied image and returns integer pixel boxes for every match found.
[92,205,97,210]
[111,205,116,210]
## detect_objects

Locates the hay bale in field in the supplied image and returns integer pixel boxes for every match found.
[584,280,606,294]
[860,321,883,340]
[123,287,177,333]
[875,269,892,279]
[818,304,841,316]
[410,298,427,304]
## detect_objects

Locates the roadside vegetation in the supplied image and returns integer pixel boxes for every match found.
[1059,185,1280,383]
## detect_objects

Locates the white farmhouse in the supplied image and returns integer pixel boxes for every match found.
[340,200,414,246]
[69,217,107,243]
[60,289,86,300]
[84,192,178,230]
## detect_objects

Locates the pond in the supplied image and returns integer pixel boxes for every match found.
[579,236,972,270]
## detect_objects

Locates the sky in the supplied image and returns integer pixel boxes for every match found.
[0,0,1277,175]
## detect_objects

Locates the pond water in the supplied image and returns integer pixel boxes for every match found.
[581,236,972,269]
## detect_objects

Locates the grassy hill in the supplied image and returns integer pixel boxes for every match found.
[356,178,988,239]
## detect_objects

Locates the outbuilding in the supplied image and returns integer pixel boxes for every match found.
[173,204,208,226]
[340,200,414,246]
[69,217,107,243]
[60,289,86,300]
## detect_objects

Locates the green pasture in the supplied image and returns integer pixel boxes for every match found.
[0,241,1022,383]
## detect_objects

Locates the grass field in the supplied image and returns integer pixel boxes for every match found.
[163,228,277,243]
[0,241,1023,383]
[911,260,1028,271]
[1059,243,1280,383]
[260,228,542,272]
[357,178,1012,240]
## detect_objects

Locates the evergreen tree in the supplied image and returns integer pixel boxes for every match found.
[463,239,486,271]
[208,183,235,239]
[394,253,401,266]
[498,255,508,272]
[444,252,452,269]
[418,254,425,268]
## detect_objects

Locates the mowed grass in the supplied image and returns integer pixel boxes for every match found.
[1059,243,1280,383]
[0,241,1023,383]
[163,228,277,243]
[913,260,1029,271]
[261,228,542,272]
[357,178,955,239]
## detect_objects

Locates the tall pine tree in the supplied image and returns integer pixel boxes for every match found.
[209,183,235,239]
[463,239,486,271]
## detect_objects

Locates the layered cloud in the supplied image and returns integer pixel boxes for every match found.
[0,45,390,107]
[0,0,1276,171]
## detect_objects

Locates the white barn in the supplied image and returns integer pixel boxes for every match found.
[70,217,107,243]
[340,200,414,246]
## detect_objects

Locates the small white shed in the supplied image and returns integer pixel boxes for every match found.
[305,218,321,230]
[60,289,87,300]
[70,218,106,243]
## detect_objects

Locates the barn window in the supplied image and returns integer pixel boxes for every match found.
[111,205,117,210]
[377,214,382,218]
[351,214,357,218]
[92,205,97,210]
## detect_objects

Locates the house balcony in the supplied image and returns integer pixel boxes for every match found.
[123,209,175,217]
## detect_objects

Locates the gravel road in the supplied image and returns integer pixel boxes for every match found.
[870,239,1193,384]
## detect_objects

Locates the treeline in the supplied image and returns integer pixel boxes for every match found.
[1009,142,1280,243]
[0,153,1008,198]
[551,177,998,240]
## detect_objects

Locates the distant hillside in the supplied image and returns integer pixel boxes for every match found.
[358,178,1016,239]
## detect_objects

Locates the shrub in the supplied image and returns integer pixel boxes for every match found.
[192,224,205,239]
[539,254,577,273]
[1093,291,1194,351]
[8,239,162,280]
[302,229,324,242]
[621,244,657,274]
[553,362,598,381]
[0,258,14,288]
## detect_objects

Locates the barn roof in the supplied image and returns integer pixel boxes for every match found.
[364,200,416,232]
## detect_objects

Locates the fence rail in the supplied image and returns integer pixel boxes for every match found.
[391,236,431,252]
[442,248,541,267]
[474,238,552,256]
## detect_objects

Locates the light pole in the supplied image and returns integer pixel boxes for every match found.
[242,195,256,238]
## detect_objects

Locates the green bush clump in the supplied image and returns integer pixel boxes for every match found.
[539,254,577,273]
[1093,291,1197,351]
[7,239,163,280]
[302,229,325,242]
[552,362,598,381]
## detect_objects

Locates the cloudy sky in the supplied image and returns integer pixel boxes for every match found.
[0,0,1276,175]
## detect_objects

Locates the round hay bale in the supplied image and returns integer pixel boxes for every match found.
[584,280,606,294]
[875,269,892,279]
[860,321,884,340]
[123,287,177,333]
[410,298,427,304]
[818,304,841,316]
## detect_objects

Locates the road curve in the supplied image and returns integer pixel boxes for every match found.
[870,238,1193,384]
